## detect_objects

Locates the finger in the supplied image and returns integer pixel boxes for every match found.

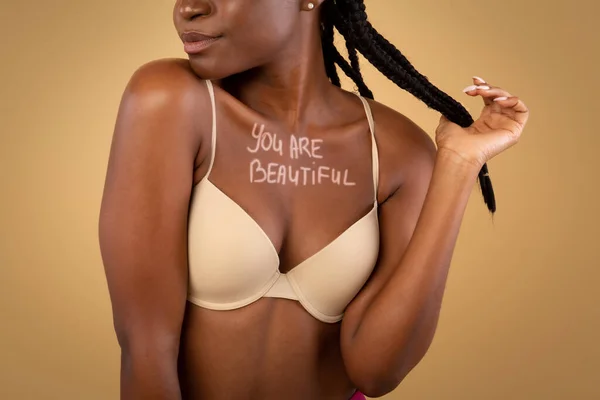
[492,96,529,125]
[463,84,491,105]
[465,76,491,92]
[479,87,513,106]
[472,76,487,85]
[463,84,512,106]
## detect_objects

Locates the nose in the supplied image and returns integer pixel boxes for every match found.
[177,0,213,20]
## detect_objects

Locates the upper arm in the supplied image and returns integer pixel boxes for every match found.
[342,107,437,340]
[98,59,207,356]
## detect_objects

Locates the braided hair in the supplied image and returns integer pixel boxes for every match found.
[320,0,496,213]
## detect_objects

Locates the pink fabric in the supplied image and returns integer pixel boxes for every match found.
[349,391,366,400]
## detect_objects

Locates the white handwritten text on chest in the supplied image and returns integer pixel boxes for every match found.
[247,123,356,186]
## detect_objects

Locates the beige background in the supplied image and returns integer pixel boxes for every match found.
[1,0,598,399]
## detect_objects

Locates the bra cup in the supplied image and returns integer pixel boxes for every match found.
[287,208,379,320]
[188,181,280,308]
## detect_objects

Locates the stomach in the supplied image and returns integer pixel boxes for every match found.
[178,298,357,400]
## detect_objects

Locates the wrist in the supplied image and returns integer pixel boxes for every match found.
[435,148,482,180]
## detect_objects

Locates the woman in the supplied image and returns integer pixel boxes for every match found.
[98,0,529,399]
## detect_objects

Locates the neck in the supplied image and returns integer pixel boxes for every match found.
[222,14,334,132]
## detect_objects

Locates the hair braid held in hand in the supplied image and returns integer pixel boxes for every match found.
[320,0,496,213]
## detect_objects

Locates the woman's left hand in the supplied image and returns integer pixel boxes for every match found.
[434,77,530,168]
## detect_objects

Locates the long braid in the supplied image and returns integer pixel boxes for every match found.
[320,18,341,87]
[321,7,374,98]
[346,43,360,74]
[320,0,496,213]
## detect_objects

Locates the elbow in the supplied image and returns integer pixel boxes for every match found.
[349,352,427,398]
[355,371,409,398]
[349,362,410,398]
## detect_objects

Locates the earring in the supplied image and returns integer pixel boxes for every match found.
[307,2,315,10]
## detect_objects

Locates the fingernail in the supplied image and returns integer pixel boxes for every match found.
[473,76,486,83]
[463,85,478,92]
[476,85,490,90]
[493,96,508,102]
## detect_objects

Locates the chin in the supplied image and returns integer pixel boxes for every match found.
[186,56,234,81]
[186,48,265,82]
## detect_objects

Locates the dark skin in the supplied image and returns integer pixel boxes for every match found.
[99,0,528,399]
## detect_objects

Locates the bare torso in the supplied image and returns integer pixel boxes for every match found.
[180,301,353,399]
[176,66,396,399]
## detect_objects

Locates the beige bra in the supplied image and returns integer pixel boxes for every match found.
[187,80,380,323]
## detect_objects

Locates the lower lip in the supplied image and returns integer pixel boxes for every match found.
[183,38,219,55]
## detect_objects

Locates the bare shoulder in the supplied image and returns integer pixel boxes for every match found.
[366,99,437,198]
[123,57,211,111]
[115,58,214,160]
[125,57,206,97]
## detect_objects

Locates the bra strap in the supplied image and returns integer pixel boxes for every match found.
[205,80,217,177]
[356,96,380,204]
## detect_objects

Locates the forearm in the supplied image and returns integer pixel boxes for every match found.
[121,349,181,400]
[350,150,481,392]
